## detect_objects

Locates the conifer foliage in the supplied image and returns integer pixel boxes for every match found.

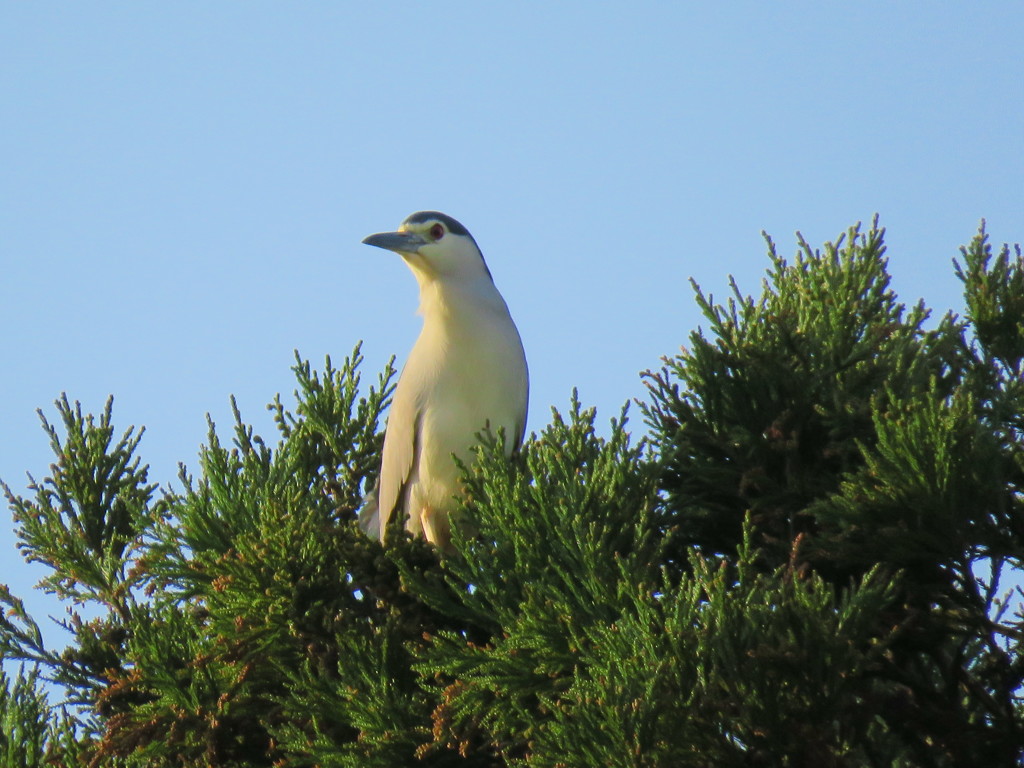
[2,220,1022,766]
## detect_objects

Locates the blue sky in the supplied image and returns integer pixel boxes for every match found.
[2,3,1022,652]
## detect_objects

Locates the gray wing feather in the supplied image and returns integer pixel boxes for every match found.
[357,484,380,538]
[376,372,422,539]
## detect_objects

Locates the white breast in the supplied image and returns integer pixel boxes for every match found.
[381,275,528,545]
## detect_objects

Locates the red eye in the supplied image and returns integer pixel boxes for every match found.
[430,223,445,241]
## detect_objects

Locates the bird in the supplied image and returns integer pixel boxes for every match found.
[358,211,529,550]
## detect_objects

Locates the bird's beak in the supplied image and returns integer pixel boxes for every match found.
[362,230,428,255]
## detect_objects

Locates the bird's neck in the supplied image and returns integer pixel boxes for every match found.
[417,277,510,332]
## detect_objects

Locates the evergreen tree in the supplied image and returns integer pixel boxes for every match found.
[2,219,1022,766]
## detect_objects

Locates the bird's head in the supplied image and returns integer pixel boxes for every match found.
[362,211,492,284]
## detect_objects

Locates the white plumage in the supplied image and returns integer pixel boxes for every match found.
[359,211,528,550]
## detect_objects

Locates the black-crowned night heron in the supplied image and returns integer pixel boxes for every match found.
[359,211,529,550]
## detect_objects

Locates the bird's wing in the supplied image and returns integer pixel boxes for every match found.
[357,484,380,538]
[376,373,422,538]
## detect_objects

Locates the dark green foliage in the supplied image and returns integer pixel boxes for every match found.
[643,220,1024,765]
[642,220,966,572]
[955,229,1024,377]
[0,667,49,766]
[13,395,157,604]
[3,223,1023,766]
[1,396,159,721]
